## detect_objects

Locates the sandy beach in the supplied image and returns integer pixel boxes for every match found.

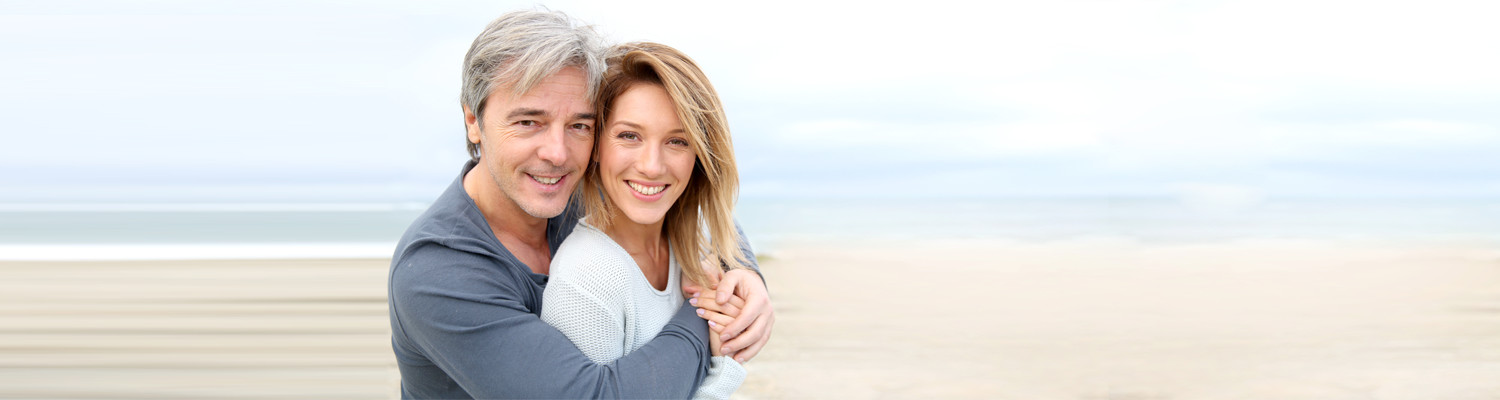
[3,238,1500,399]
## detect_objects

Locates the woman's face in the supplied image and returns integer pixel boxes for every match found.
[597,83,696,227]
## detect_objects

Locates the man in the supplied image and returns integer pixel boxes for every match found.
[387,10,774,399]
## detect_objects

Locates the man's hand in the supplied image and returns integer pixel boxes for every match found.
[688,289,742,357]
[685,269,773,363]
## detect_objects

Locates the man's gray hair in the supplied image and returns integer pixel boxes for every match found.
[462,9,607,160]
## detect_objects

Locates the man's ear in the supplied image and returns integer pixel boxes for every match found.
[463,105,482,144]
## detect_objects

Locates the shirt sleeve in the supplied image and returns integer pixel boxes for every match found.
[539,256,628,364]
[389,243,711,398]
[693,355,747,400]
[732,220,763,279]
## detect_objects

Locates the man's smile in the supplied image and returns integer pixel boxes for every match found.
[528,173,563,185]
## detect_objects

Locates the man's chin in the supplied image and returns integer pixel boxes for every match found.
[516,197,571,219]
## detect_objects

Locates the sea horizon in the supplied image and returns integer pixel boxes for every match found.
[1,196,1496,261]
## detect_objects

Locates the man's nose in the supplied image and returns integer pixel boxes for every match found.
[536,124,569,166]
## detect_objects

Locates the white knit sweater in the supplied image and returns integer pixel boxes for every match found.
[540,220,745,399]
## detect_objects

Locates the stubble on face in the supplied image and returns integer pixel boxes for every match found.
[481,134,579,219]
[469,67,594,220]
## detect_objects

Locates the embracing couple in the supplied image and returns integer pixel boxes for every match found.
[387,9,775,399]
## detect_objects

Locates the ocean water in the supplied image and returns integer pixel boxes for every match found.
[737,197,1500,244]
[1,198,1497,260]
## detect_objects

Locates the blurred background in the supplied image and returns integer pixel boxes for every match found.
[2,0,1499,398]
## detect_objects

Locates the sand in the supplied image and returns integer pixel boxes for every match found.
[3,238,1500,399]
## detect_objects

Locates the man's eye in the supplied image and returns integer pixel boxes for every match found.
[571,123,593,131]
[516,120,538,127]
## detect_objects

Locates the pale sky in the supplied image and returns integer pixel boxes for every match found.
[2,0,1498,204]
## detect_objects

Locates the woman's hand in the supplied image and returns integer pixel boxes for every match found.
[685,269,774,363]
[707,318,725,357]
[690,288,744,358]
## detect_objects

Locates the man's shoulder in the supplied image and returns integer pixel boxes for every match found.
[389,180,528,297]
[391,165,507,270]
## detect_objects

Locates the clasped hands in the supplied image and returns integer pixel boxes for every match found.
[681,263,774,363]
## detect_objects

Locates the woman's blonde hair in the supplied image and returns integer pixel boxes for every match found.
[581,42,747,286]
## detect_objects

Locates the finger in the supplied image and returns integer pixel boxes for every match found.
[719,295,764,340]
[722,313,770,360]
[697,308,734,331]
[688,294,729,313]
[711,298,742,319]
[722,294,746,310]
[695,290,745,314]
[682,284,703,297]
[732,317,771,363]
[715,272,743,304]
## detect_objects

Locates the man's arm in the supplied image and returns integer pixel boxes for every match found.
[716,221,774,361]
[390,245,711,398]
[734,220,761,277]
[685,219,776,362]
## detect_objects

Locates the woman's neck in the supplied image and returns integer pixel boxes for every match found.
[601,212,665,250]
[600,212,671,290]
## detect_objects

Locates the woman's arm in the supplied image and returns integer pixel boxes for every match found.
[539,277,628,364]
[687,288,749,400]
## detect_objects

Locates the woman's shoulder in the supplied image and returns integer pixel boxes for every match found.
[550,220,638,284]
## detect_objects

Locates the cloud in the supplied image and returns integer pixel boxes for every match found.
[5,0,1500,201]
[770,119,1103,158]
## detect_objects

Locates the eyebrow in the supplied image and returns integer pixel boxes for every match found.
[506,108,546,119]
[613,120,685,134]
[506,108,595,121]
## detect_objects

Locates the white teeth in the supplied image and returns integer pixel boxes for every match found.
[628,181,664,195]
[530,175,560,185]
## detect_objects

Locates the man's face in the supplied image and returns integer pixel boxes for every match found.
[464,66,595,219]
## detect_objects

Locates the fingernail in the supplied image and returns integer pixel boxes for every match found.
[692,292,701,298]
[736,357,745,363]
[721,347,731,354]
[720,334,730,341]
[688,298,698,306]
[708,320,718,328]
[696,308,704,317]
[710,284,717,289]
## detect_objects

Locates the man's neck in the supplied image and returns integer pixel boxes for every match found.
[463,164,552,274]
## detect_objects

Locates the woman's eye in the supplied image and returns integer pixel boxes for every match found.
[668,138,689,146]
[617,132,639,141]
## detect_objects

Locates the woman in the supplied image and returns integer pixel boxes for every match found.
[538,42,752,399]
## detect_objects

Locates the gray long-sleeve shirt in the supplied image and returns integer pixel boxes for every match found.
[388,160,750,399]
